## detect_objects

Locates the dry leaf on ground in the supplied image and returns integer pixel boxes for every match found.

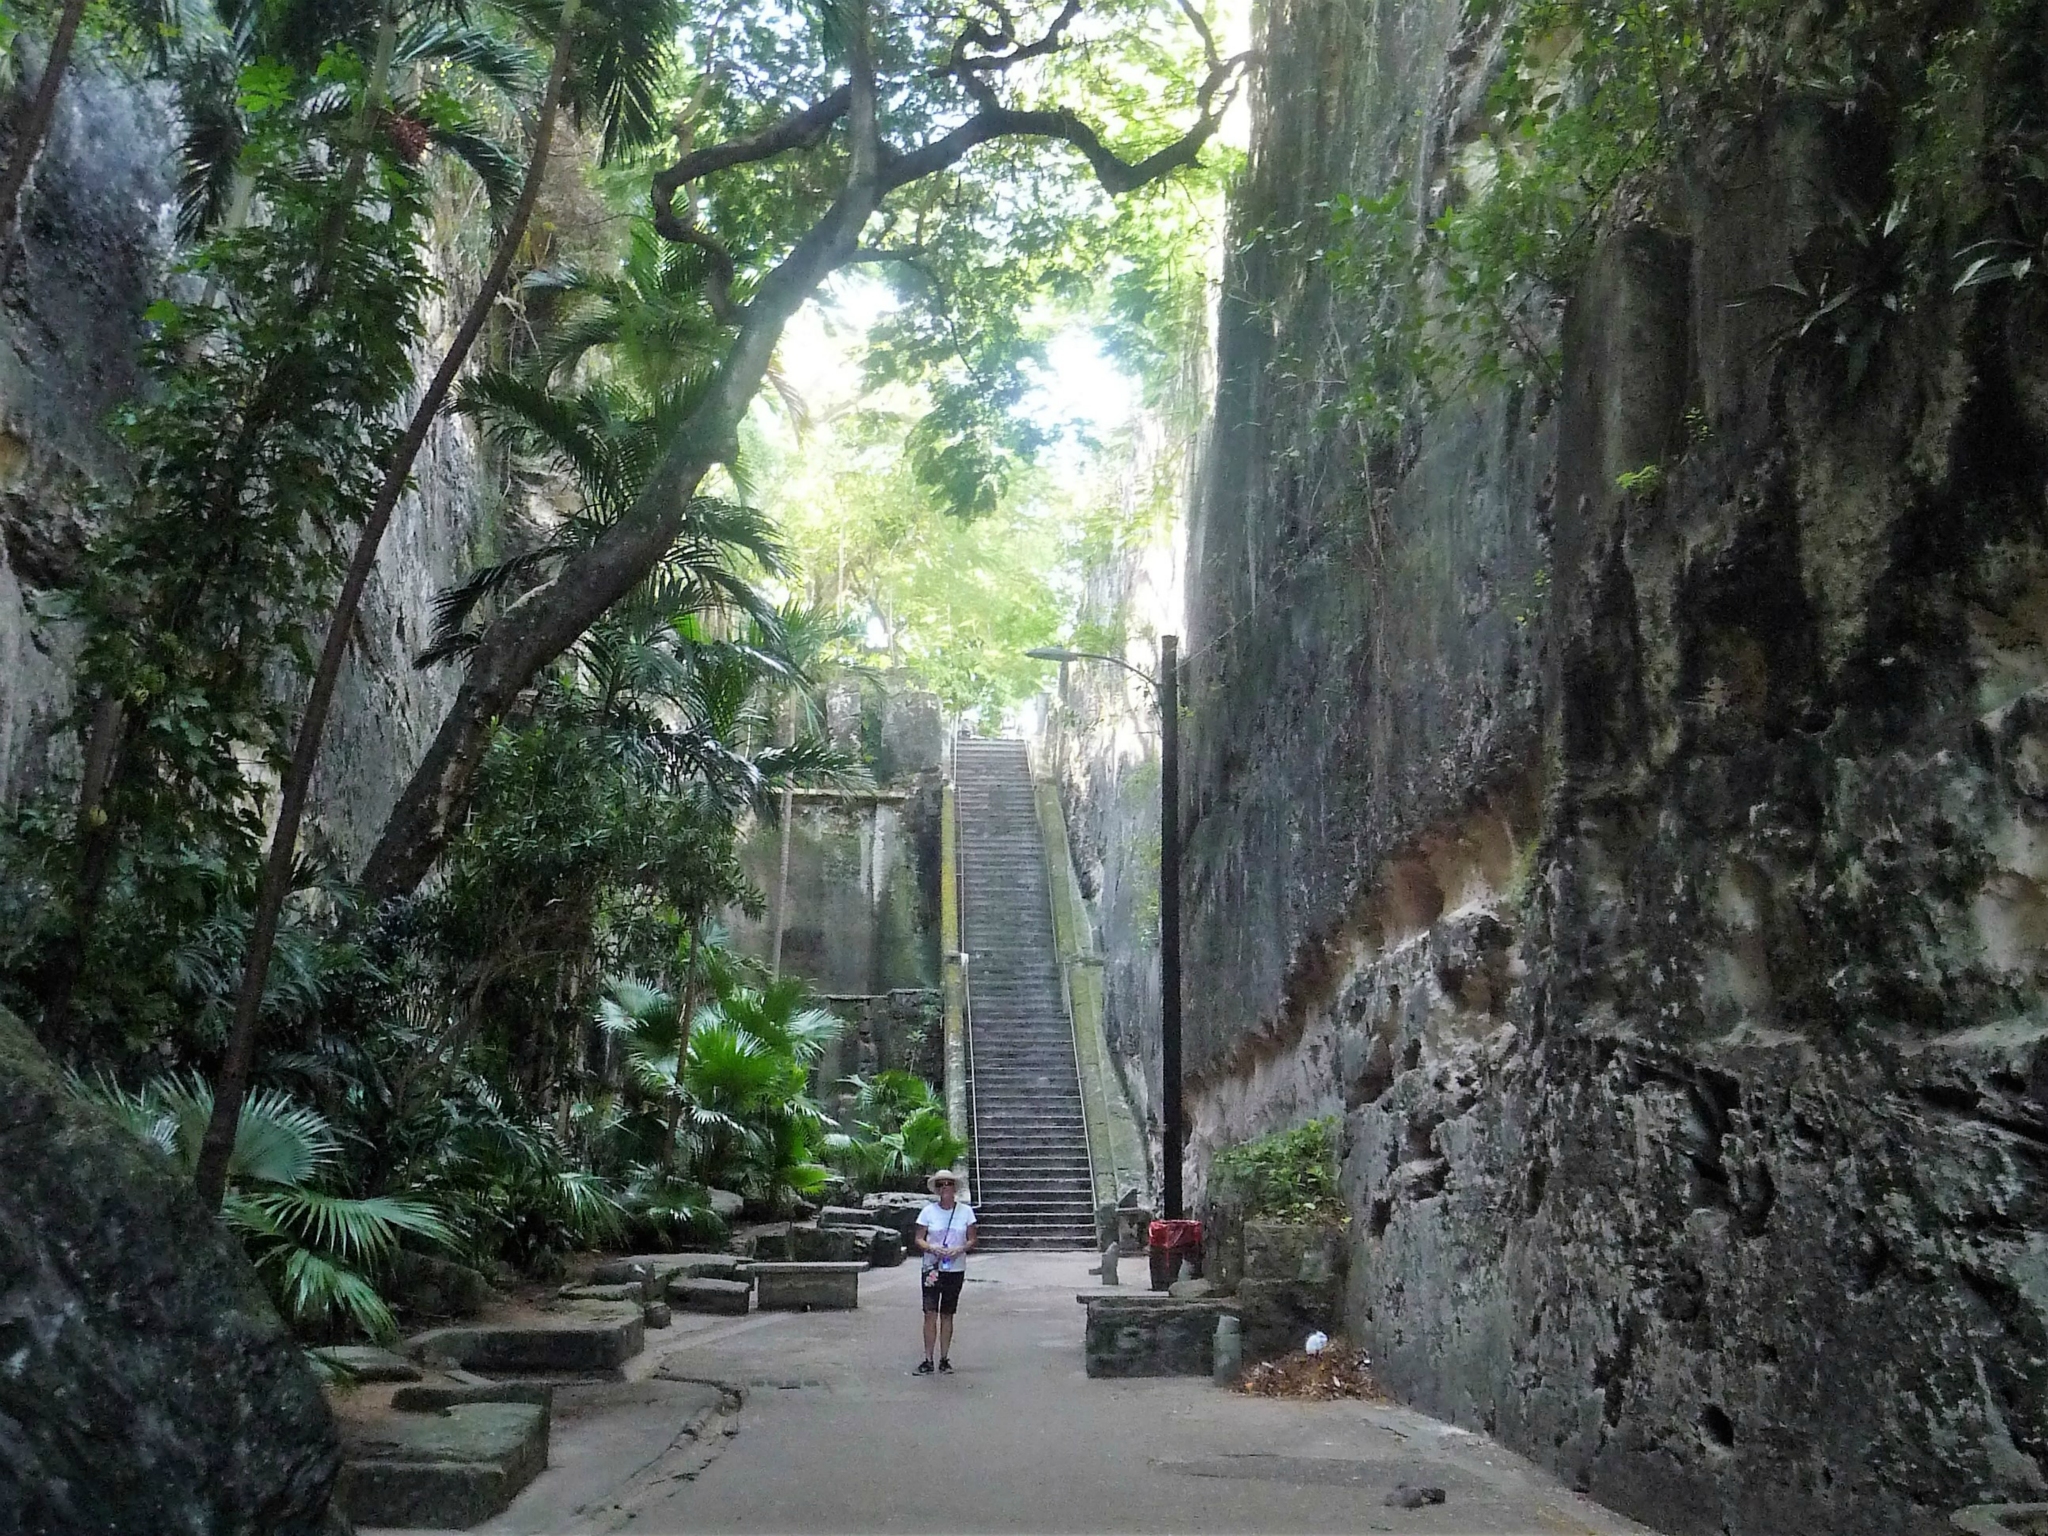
[1234,1344,1386,1401]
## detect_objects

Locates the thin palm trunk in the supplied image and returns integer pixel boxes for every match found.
[34,694,123,1037]
[664,915,706,1168]
[195,2,583,1208]
[0,0,89,284]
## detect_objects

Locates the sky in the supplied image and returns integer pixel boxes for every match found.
[775,274,1138,443]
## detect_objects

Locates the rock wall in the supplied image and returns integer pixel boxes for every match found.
[1176,0,2048,1532]
[1041,546,1175,1180]
[729,788,942,994]
[0,55,494,869]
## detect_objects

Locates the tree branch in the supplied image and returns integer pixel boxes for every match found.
[651,85,855,320]
[885,51,1246,195]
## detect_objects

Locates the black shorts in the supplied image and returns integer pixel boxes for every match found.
[921,1268,965,1315]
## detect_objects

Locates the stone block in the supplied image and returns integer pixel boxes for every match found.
[669,1276,751,1315]
[790,1221,868,1263]
[643,1301,671,1328]
[337,1402,548,1529]
[865,1226,905,1267]
[1243,1219,1345,1285]
[391,1252,495,1320]
[736,1221,795,1261]
[861,1191,928,1242]
[1235,1276,1340,1365]
[1115,1205,1154,1254]
[707,1187,745,1220]
[752,1261,863,1311]
[816,1205,874,1228]
[1078,1294,1238,1378]
[312,1345,421,1383]
[671,1253,747,1282]
[391,1381,554,1413]
[407,1312,644,1374]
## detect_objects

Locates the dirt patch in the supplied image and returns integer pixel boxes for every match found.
[1234,1344,1386,1401]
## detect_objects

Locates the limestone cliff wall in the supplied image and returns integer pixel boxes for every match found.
[1177,0,2048,1532]
[0,57,494,869]
[1041,538,1175,1180]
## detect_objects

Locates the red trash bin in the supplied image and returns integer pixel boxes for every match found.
[1148,1219,1203,1291]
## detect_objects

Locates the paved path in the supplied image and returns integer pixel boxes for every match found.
[376,1251,1659,1535]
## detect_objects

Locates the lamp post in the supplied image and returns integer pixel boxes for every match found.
[1028,637,1184,1221]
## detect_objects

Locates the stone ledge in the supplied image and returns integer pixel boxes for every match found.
[391,1381,554,1413]
[670,1276,752,1315]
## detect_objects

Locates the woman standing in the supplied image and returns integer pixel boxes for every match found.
[913,1170,977,1374]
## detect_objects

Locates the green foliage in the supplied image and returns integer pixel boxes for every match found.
[1208,1117,1346,1224]
[597,966,841,1216]
[75,1071,453,1340]
[823,1069,965,1193]
[756,387,1070,716]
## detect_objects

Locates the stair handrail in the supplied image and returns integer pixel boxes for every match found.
[1027,739,1101,1229]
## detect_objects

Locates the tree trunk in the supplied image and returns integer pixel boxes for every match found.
[358,136,886,899]
[664,915,706,1169]
[0,0,89,284]
[34,694,123,1038]
[193,1,583,1209]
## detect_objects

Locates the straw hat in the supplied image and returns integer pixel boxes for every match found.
[926,1169,968,1195]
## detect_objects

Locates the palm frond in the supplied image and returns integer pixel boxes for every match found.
[421,112,525,224]
[241,1187,454,1265]
[396,16,542,97]
[273,1246,399,1340]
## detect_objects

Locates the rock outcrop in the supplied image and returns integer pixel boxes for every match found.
[0,53,493,869]
[1093,2,2048,1533]
[0,1006,341,1533]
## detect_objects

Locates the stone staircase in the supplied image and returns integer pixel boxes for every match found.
[955,737,1097,1251]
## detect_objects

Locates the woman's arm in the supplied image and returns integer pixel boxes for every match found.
[914,1223,932,1254]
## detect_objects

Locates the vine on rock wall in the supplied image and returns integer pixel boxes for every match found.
[1303,0,2048,464]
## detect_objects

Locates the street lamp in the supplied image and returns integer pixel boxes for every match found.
[1027,637,1184,1221]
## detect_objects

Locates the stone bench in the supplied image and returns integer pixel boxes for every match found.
[1076,1293,1238,1378]
[751,1260,864,1311]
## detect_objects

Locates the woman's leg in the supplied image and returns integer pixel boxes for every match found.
[938,1272,963,1361]
[922,1306,939,1361]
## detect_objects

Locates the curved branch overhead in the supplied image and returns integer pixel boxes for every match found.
[364,0,1236,898]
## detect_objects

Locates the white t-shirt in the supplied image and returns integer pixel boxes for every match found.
[917,1200,976,1271]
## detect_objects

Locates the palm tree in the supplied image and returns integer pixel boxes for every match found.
[597,967,842,1210]
[824,1070,967,1192]
[206,0,687,1209]
[79,1072,452,1340]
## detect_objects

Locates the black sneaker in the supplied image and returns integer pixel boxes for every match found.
[914,1359,935,1375]
[937,1358,954,1374]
